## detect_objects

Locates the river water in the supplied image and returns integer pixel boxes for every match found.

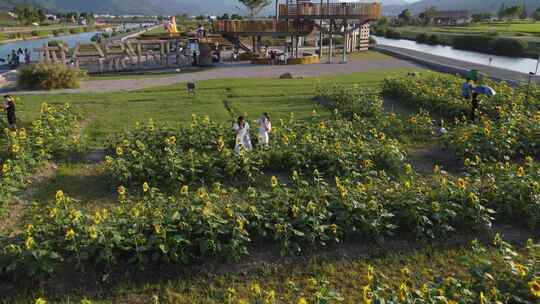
[0,23,152,62]
[374,36,539,75]
[0,32,98,62]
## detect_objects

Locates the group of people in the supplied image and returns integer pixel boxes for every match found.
[2,95,16,130]
[233,113,271,154]
[5,49,31,68]
[265,48,288,65]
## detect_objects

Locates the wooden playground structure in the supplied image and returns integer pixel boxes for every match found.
[34,1,381,73]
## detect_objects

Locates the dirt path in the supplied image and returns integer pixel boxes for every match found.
[2,58,418,95]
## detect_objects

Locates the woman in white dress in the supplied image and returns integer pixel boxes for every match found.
[233,116,252,154]
[256,113,271,147]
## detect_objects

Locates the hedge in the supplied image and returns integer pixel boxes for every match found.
[416,33,428,44]
[385,29,401,39]
[17,63,87,90]
[491,38,528,57]
[427,34,440,45]
[453,35,495,53]
[452,35,528,57]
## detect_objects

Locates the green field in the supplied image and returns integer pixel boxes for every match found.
[18,70,406,146]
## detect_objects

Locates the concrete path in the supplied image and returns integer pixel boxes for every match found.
[1,57,418,95]
[374,45,540,85]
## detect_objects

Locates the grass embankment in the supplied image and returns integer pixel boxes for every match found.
[388,22,540,58]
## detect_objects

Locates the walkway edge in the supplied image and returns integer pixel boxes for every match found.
[372,45,527,86]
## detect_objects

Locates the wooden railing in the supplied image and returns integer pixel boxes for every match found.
[279,2,381,19]
[213,20,314,34]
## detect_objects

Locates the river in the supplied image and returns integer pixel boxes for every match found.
[374,36,539,75]
[0,23,153,62]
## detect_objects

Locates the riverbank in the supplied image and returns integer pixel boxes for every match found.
[372,44,540,85]
[0,24,108,45]
[379,23,540,59]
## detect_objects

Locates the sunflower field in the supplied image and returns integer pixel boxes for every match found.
[0,71,539,303]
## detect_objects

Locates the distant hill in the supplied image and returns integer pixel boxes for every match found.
[0,0,242,15]
[383,0,540,15]
[0,0,417,16]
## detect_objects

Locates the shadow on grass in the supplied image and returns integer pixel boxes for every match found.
[30,163,117,208]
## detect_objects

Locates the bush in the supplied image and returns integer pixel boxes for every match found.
[453,35,494,53]
[369,36,377,45]
[491,38,528,57]
[416,33,428,44]
[374,28,385,36]
[384,29,401,39]
[47,40,64,47]
[452,35,528,57]
[30,30,49,37]
[427,34,440,45]
[69,28,83,34]
[17,63,87,90]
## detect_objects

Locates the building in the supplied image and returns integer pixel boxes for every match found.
[435,10,471,26]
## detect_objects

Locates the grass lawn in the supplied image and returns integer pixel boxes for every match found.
[16,69,413,147]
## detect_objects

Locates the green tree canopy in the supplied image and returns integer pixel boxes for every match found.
[238,0,272,18]
[398,9,412,24]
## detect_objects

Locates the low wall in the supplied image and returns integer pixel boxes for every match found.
[251,55,320,65]
[372,45,531,86]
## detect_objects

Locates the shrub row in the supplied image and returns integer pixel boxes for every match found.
[415,33,440,45]
[453,35,528,57]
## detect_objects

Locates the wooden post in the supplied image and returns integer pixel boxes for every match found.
[328,21,333,63]
[342,22,347,63]
[318,0,323,58]
[137,42,142,69]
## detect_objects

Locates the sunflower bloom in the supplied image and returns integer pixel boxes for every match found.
[457,178,467,190]
[517,167,525,178]
[529,280,540,298]
[330,224,337,234]
[34,298,47,304]
[271,176,278,188]
[480,291,487,304]
[143,182,150,193]
[89,226,98,240]
[65,228,76,241]
[297,297,307,304]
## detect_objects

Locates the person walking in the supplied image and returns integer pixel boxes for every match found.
[233,116,253,154]
[24,49,31,64]
[17,49,24,66]
[256,113,272,147]
[461,78,478,122]
[3,95,16,130]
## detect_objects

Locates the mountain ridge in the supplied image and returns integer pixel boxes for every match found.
[383,0,540,15]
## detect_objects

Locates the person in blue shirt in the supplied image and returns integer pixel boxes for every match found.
[462,78,479,122]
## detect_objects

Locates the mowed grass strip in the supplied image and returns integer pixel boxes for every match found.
[15,69,415,146]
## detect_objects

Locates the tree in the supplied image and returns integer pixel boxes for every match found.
[519,6,528,20]
[419,6,437,26]
[498,5,523,21]
[238,0,272,18]
[534,7,540,22]
[398,9,412,24]
[376,16,389,29]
